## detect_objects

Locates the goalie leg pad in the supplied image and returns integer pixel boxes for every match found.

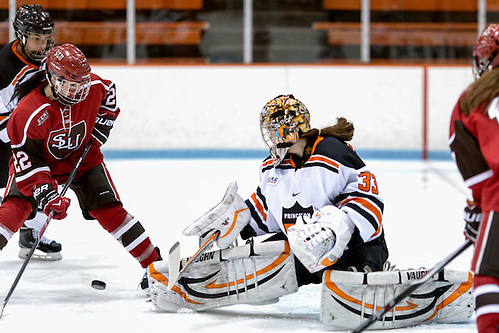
[320,268,474,330]
[147,240,298,312]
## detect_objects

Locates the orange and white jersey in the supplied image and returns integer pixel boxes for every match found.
[245,135,384,245]
[0,41,41,143]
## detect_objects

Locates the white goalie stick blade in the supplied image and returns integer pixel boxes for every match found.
[167,230,220,291]
[167,242,180,291]
[320,268,474,330]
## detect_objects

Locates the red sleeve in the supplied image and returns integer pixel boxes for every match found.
[91,74,120,147]
[7,100,53,196]
[449,94,498,204]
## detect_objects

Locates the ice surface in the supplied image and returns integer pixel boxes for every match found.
[0,159,477,332]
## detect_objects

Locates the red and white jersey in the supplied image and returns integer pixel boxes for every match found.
[449,92,499,212]
[245,135,384,246]
[7,73,119,197]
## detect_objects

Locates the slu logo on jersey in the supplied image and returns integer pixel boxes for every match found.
[48,120,86,159]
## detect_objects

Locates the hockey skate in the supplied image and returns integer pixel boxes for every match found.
[140,247,162,296]
[18,227,62,261]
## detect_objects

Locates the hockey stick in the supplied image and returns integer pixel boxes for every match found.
[167,229,220,290]
[0,141,92,319]
[351,240,472,333]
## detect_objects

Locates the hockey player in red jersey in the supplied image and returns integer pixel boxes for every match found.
[0,43,160,270]
[0,4,63,260]
[449,24,499,332]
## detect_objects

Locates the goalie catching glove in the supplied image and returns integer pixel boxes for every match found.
[287,205,354,273]
[183,181,250,249]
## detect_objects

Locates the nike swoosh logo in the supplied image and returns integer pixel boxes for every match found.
[292,192,300,197]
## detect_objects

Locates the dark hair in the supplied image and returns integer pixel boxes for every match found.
[11,71,46,104]
[303,117,354,141]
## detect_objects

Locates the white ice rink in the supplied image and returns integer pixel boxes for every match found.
[0,158,478,332]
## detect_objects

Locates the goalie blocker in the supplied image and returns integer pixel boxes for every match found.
[147,240,473,329]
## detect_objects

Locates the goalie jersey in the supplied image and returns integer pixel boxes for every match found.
[244,135,385,258]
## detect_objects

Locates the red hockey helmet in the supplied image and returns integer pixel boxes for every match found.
[472,24,499,79]
[45,43,91,105]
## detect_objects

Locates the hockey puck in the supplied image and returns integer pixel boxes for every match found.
[91,280,106,290]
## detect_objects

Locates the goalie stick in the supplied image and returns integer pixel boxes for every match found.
[351,240,472,333]
[0,141,92,319]
[167,229,220,291]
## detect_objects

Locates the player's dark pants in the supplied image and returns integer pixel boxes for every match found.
[472,211,499,333]
[0,140,11,189]
[0,162,159,267]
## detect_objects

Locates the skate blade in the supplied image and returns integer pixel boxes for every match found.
[18,247,62,261]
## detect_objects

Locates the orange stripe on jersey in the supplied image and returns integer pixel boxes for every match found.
[341,197,383,236]
[263,159,273,168]
[11,41,38,87]
[250,192,267,221]
[12,41,37,68]
[307,155,340,169]
[311,136,323,154]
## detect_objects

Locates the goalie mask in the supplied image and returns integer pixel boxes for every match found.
[472,24,499,79]
[13,4,55,62]
[45,44,91,105]
[260,94,311,166]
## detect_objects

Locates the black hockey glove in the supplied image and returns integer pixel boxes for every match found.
[463,200,481,244]
[92,114,116,147]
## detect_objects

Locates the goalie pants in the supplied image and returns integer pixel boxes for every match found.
[0,163,159,268]
[472,211,499,333]
[265,230,388,286]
